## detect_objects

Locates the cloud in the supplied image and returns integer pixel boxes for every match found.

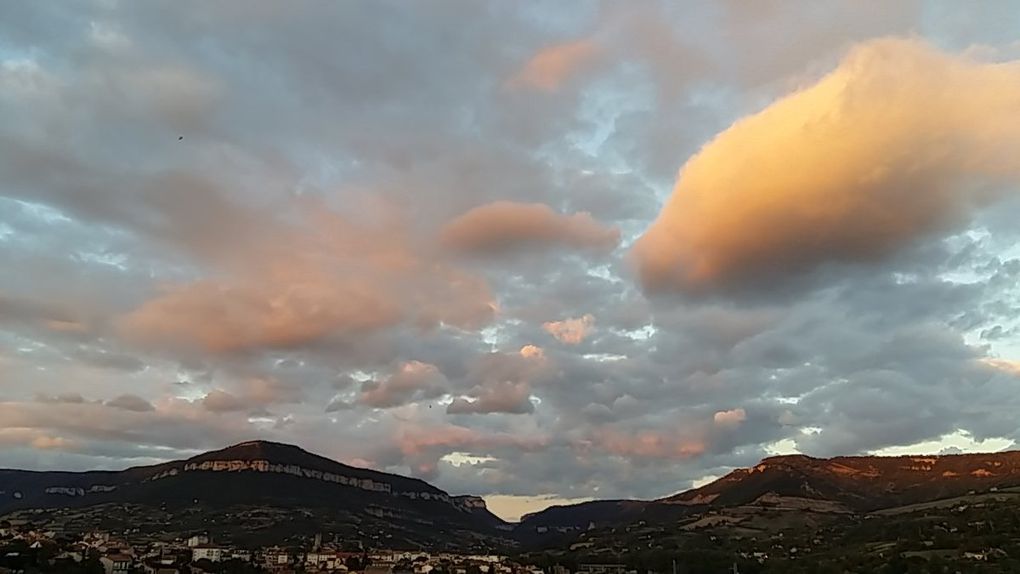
[201,377,302,413]
[543,313,595,344]
[519,344,545,359]
[120,204,497,354]
[324,396,354,413]
[634,38,1020,293]
[508,39,599,92]
[396,423,549,458]
[713,408,747,427]
[36,393,86,405]
[121,277,400,354]
[0,293,90,334]
[71,348,146,372]
[983,357,1020,376]
[447,381,534,415]
[105,394,155,412]
[359,361,449,409]
[440,202,619,255]
[583,427,706,461]
[31,435,77,451]
[201,389,247,413]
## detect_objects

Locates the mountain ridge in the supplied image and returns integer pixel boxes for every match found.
[0,439,509,550]
[517,449,1020,532]
[6,441,1020,549]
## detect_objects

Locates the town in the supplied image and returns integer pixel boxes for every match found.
[0,522,564,574]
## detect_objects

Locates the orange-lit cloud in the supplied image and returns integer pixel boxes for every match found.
[981,357,1020,376]
[520,344,545,359]
[508,39,599,92]
[441,201,619,255]
[122,278,400,353]
[30,435,76,450]
[120,205,496,354]
[201,377,302,412]
[396,423,548,457]
[359,361,449,409]
[713,407,746,427]
[634,38,1020,293]
[543,313,595,344]
[584,428,706,460]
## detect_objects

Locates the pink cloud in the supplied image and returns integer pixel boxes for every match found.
[713,408,747,427]
[582,427,706,460]
[543,314,595,344]
[120,203,496,354]
[396,423,549,458]
[440,201,619,255]
[519,344,545,359]
[508,39,599,91]
[359,361,449,409]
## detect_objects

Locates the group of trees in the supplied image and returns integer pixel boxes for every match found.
[0,540,105,573]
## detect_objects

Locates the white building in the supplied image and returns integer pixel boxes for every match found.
[192,545,225,562]
[99,554,132,574]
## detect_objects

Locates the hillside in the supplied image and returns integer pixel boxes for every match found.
[517,450,1020,536]
[7,444,1020,554]
[0,440,508,550]
[663,451,1020,510]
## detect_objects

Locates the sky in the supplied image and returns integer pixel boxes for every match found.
[2,1,1020,522]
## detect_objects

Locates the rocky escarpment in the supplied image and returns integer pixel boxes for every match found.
[663,451,1020,511]
[0,440,508,548]
[517,450,1020,535]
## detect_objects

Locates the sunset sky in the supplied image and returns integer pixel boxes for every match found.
[2,1,1020,522]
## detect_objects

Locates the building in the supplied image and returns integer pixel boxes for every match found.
[142,557,186,574]
[264,548,292,569]
[577,565,627,574]
[305,550,350,571]
[100,553,133,574]
[231,549,253,562]
[191,545,225,562]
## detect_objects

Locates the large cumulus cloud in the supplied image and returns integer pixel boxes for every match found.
[634,38,1020,293]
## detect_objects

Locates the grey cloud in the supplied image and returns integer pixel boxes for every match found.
[36,393,86,405]
[105,394,155,412]
[447,382,535,415]
[201,390,246,413]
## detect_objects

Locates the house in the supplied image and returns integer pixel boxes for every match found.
[577,565,627,574]
[100,553,133,574]
[191,545,225,562]
[264,548,292,569]
[142,559,186,574]
[56,550,84,563]
[150,569,185,574]
[231,549,253,562]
